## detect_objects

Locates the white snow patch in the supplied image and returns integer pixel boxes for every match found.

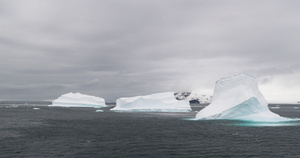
[175,91,212,103]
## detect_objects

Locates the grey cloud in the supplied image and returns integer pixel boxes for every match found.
[1,0,300,102]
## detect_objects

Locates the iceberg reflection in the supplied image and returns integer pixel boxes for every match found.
[228,119,300,127]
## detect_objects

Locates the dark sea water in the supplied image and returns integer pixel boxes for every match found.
[1,102,300,158]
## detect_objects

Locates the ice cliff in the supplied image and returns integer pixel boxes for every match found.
[50,92,106,108]
[111,92,191,112]
[195,74,290,122]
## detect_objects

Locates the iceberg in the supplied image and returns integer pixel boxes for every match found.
[195,74,291,122]
[111,92,191,112]
[50,92,106,108]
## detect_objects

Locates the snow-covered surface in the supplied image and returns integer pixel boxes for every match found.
[175,91,212,103]
[195,74,293,122]
[50,92,106,108]
[111,92,191,112]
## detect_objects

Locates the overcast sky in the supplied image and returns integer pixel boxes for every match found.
[1,0,300,102]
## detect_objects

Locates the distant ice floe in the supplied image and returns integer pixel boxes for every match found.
[270,106,280,109]
[50,92,106,108]
[111,92,191,112]
[195,74,297,122]
[95,109,104,112]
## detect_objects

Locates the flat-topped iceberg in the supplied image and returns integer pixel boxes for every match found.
[111,92,191,112]
[195,74,291,122]
[50,92,106,108]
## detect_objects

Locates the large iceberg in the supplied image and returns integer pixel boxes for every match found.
[111,92,191,112]
[50,92,106,108]
[195,74,291,122]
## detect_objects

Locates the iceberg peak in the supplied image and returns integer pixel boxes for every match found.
[216,73,256,87]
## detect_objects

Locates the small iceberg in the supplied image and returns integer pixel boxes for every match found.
[195,74,295,122]
[50,92,107,108]
[33,108,40,110]
[95,109,104,112]
[111,92,191,112]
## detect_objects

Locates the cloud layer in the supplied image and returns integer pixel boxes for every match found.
[1,0,300,102]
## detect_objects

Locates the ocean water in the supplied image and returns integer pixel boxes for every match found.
[1,102,300,157]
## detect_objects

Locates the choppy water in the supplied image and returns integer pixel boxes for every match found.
[1,102,300,157]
